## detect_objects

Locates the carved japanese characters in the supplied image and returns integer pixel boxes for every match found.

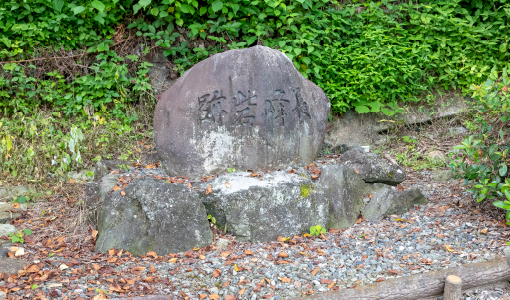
[154,46,330,178]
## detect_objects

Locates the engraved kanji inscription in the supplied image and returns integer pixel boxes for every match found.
[198,90,228,125]
[264,90,290,126]
[292,88,311,121]
[231,91,257,126]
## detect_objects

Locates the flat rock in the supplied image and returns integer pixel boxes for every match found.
[96,177,213,255]
[338,147,405,185]
[0,202,22,224]
[154,45,330,178]
[0,240,13,257]
[362,187,427,222]
[199,169,329,242]
[85,173,119,221]
[0,257,29,276]
[0,224,15,237]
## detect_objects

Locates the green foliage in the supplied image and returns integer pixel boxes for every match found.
[207,214,216,224]
[0,51,152,122]
[227,168,236,173]
[8,229,32,244]
[309,224,325,236]
[449,67,510,221]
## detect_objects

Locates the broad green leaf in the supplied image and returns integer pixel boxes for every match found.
[500,42,508,53]
[151,7,159,15]
[211,0,223,12]
[52,0,64,12]
[91,0,105,12]
[355,105,370,113]
[294,48,301,55]
[500,164,508,177]
[139,0,151,8]
[73,6,85,15]
[199,7,207,15]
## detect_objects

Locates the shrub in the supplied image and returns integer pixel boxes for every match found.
[449,67,510,221]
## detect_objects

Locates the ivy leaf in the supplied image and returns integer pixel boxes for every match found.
[91,0,105,12]
[176,18,184,26]
[199,7,207,15]
[139,0,152,8]
[294,48,301,55]
[231,3,240,15]
[52,0,64,12]
[151,7,159,15]
[73,6,85,15]
[211,0,223,12]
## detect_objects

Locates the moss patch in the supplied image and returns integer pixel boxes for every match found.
[301,184,312,198]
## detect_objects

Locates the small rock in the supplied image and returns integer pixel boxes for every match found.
[216,238,230,249]
[0,224,15,237]
[0,291,5,300]
[427,150,445,161]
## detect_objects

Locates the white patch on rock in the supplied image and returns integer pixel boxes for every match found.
[210,171,305,195]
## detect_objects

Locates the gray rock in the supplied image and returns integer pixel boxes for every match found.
[325,96,468,148]
[154,45,330,178]
[215,238,230,249]
[362,187,427,222]
[0,240,12,257]
[0,202,24,224]
[0,291,5,300]
[0,257,28,276]
[449,126,468,136]
[331,143,365,154]
[431,170,455,182]
[85,173,119,221]
[338,147,405,185]
[199,170,329,242]
[0,224,15,237]
[319,165,369,229]
[96,177,213,255]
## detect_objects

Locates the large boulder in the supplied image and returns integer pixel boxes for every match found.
[199,169,329,242]
[338,147,405,185]
[154,46,330,178]
[96,178,213,256]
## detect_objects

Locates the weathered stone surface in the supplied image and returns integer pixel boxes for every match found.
[0,257,28,276]
[85,174,119,222]
[319,165,373,229]
[338,148,405,185]
[154,46,330,178]
[362,187,427,222]
[0,224,15,237]
[431,170,455,182]
[96,177,212,255]
[0,240,13,257]
[324,96,469,148]
[0,202,24,224]
[199,169,329,242]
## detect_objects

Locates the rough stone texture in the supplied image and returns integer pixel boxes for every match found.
[215,238,230,249]
[319,165,372,229]
[96,177,213,256]
[338,148,405,185]
[85,174,119,222]
[148,50,177,96]
[325,96,468,148]
[0,224,15,237]
[92,159,132,181]
[362,187,427,222]
[431,170,455,182]
[0,202,24,224]
[154,46,330,178]
[0,240,12,257]
[0,257,28,276]
[199,169,329,242]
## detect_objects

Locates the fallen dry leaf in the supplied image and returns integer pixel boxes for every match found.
[244,249,254,255]
[221,251,231,257]
[239,288,246,295]
[213,269,222,278]
[168,258,178,263]
[209,293,220,300]
[480,228,488,234]
[205,184,213,195]
[278,251,289,258]
[327,282,335,289]
[146,251,158,258]
[69,179,76,184]
[311,267,320,276]
[444,245,454,252]
[278,277,291,283]
[199,254,206,260]
[224,295,236,300]
[376,277,386,282]
[225,183,231,188]
[113,186,121,191]
[199,294,207,300]
[11,203,20,209]
[121,191,126,196]
[150,264,157,273]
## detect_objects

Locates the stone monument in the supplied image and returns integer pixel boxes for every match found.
[154,46,330,178]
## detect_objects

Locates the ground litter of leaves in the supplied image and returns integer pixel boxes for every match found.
[1,168,510,300]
